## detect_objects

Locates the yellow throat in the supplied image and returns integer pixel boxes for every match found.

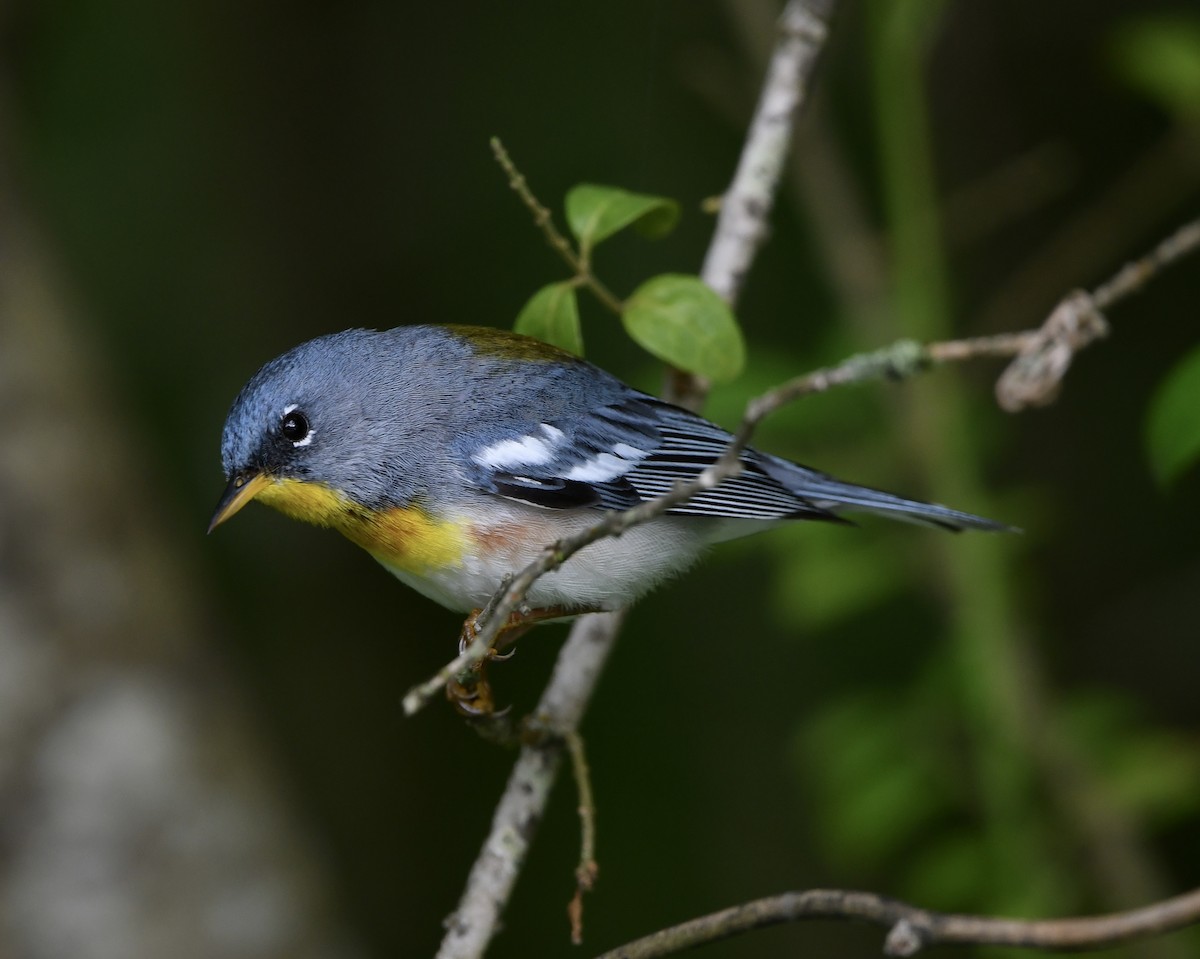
[256,477,468,574]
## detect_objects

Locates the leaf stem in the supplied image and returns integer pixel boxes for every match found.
[489,138,626,315]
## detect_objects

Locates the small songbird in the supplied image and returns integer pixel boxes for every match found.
[212,325,1006,622]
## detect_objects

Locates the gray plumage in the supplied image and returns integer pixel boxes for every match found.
[220,324,1007,533]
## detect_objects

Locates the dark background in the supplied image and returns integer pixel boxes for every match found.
[3,1,1200,956]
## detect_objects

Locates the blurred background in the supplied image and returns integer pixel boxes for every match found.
[3,0,1200,957]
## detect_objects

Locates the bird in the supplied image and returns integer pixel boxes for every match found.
[211,325,1006,707]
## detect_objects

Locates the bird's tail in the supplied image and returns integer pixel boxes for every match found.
[766,458,1013,533]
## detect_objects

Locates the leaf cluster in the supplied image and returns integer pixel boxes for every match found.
[513,183,746,382]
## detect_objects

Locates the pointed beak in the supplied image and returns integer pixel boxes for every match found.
[208,472,273,533]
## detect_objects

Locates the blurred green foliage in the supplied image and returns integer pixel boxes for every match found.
[1146,346,1200,485]
[1113,15,1200,120]
[773,6,1200,953]
[1063,693,1200,825]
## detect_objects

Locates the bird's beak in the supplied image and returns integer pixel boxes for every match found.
[208,472,273,533]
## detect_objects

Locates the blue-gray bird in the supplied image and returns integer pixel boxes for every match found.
[211,325,1006,623]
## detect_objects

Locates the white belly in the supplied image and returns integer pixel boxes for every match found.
[373,505,720,614]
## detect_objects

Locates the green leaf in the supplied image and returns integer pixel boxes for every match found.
[1112,16,1200,117]
[565,184,680,252]
[622,274,745,382]
[1145,344,1200,484]
[513,282,583,356]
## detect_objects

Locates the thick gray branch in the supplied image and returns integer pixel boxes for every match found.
[700,0,833,304]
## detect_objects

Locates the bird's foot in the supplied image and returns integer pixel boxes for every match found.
[445,605,591,720]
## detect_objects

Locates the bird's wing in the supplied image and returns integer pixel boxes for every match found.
[462,394,841,522]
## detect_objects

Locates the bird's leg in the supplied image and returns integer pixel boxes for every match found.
[446,605,594,719]
[446,610,533,719]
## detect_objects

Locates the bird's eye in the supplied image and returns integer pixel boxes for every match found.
[280,409,311,444]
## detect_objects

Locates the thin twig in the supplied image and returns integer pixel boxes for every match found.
[489,137,626,315]
[995,213,1200,411]
[401,325,1058,719]
[407,211,1200,715]
[1091,215,1200,309]
[405,322,1087,711]
[593,886,1200,959]
[993,291,1107,411]
[409,303,1126,713]
[565,729,599,945]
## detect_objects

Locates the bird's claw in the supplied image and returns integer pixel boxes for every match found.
[446,673,498,717]
[447,605,585,720]
[457,635,517,662]
[448,610,522,718]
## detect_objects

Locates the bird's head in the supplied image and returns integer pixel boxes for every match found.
[209,329,412,532]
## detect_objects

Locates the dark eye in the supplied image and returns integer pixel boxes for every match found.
[280,409,311,444]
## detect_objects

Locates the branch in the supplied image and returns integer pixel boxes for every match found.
[995,214,1200,411]
[593,886,1200,959]
[401,316,1107,713]
[566,729,599,945]
[430,3,838,957]
[700,0,834,306]
[401,324,1090,719]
